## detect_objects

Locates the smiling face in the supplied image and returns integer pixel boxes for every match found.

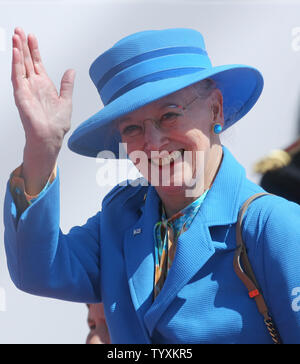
[117,81,224,197]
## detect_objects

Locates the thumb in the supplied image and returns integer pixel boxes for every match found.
[59,69,76,100]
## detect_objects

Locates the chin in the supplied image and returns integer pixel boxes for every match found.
[155,182,187,195]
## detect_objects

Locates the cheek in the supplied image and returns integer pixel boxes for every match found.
[179,130,211,177]
[183,109,212,144]
[181,130,211,151]
[122,140,143,160]
[125,145,150,179]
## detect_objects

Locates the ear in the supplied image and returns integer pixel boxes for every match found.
[210,89,224,125]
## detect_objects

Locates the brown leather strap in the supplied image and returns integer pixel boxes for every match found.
[233,192,282,344]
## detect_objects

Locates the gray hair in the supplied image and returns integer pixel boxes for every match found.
[191,78,218,99]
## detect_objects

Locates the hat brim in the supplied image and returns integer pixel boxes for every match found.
[68,64,263,158]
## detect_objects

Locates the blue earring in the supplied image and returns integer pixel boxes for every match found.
[212,123,222,134]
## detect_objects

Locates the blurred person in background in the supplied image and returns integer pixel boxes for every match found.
[86,303,111,344]
[254,124,300,204]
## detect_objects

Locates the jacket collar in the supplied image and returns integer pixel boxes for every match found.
[200,145,246,226]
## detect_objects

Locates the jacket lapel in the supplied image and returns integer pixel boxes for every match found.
[123,185,161,341]
[144,208,215,335]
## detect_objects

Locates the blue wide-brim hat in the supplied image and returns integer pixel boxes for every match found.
[68,28,264,159]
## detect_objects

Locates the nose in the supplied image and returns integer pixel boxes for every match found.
[143,120,168,152]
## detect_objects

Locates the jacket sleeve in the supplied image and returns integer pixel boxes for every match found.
[3,164,101,303]
[9,162,58,220]
[243,196,300,344]
[262,199,300,343]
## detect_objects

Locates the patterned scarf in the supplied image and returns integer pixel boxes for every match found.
[153,189,209,299]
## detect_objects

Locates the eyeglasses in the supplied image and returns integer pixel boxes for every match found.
[118,95,200,139]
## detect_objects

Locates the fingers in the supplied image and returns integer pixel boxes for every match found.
[11,36,25,89]
[27,33,47,75]
[12,28,47,80]
[12,32,26,77]
[59,69,76,100]
[14,28,35,78]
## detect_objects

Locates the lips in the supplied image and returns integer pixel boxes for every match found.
[150,149,184,167]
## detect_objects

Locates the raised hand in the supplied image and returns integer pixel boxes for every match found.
[11,27,76,147]
[11,27,76,195]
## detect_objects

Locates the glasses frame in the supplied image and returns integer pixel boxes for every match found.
[118,95,201,138]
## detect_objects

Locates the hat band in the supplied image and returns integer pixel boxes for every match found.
[96,46,208,90]
[99,53,211,104]
[106,67,206,104]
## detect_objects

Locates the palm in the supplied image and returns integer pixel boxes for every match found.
[16,72,70,141]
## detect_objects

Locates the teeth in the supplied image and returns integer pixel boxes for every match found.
[151,149,183,166]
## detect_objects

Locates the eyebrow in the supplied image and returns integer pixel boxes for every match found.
[118,102,180,124]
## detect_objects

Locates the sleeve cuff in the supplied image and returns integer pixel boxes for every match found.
[9,162,58,208]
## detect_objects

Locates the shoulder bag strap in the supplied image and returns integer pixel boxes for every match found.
[233,192,282,344]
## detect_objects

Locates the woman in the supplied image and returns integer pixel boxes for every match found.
[4,27,300,344]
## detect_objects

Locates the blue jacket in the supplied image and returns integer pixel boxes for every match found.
[3,146,300,343]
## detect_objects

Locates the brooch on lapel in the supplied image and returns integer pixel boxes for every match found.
[133,228,142,236]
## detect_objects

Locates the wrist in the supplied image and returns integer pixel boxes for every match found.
[24,137,62,156]
[22,144,59,196]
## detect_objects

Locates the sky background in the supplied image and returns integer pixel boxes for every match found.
[0,0,300,343]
